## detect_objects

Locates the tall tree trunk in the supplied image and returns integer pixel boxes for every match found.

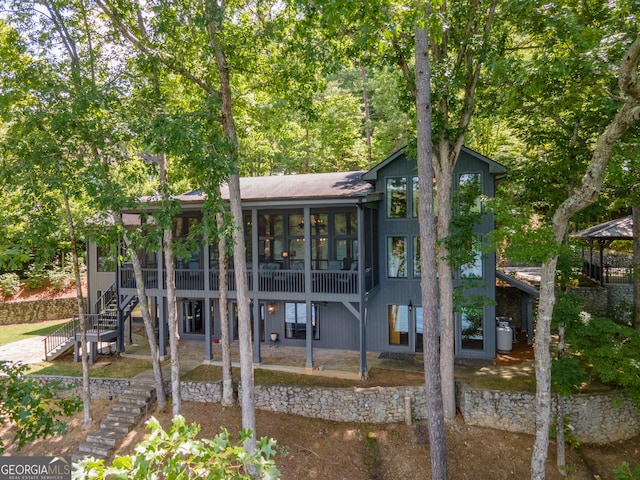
[531,36,640,480]
[416,22,449,479]
[556,323,567,476]
[63,194,91,429]
[207,1,257,453]
[531,259,555,479]
[158,152,181,417]
[633,204,640,329]
[433,143,457,419]
[217,211,234,406]
[115,210,167,408]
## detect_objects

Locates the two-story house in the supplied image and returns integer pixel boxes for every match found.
[81,146,506,377]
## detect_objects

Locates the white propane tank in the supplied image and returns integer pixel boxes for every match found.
[497,321,513,353]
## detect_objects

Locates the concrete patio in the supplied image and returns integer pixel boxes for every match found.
[120,330,535,383]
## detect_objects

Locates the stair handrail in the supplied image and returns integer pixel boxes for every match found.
[43,316,79,360]
[95,282,117,314]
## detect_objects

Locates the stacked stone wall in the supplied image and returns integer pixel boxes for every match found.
[31,376,640,444]
[0,298,81,325]
[252,385,428,423]
[567,286,608,316]
[32,375,129,399]
[456,383,640,444]
[606,284,633,311]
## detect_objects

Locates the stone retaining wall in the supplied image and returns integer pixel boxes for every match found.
[606,283,633,311]
[0,298,81,325]
[32,375,640,444]
[181,380,223,403]
[252,385,427,423]
[456,382,640,444]
[567,286,608,317]
[32,375,130,399]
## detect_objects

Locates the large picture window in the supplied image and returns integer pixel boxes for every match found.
[412,176,419,218]
[285,302,319,340]
[387,236,407,278]
[97,244,116,272]
[413,236,421,277]
[461,238,483,278]
[258,213,284,262]
[459,172,483,213]
[386,177,407,218]
[461,309,484,350]
[388,304,409,345]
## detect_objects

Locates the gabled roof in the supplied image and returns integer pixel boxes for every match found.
[362,145,507,182]
[572,215,633,241]
[172,171,372,205]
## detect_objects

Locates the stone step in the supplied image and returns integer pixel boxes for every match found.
[85,428,123,447]
[119,392,152,406]
[105,411,143,425]
[112,403,146,415]
[101,420,134,434]
[125,386,156,399]
[78,441,112,458]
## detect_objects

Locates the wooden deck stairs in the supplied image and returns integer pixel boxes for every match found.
[43,283,139,362]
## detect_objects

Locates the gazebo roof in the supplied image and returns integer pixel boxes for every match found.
[572,215,633,241]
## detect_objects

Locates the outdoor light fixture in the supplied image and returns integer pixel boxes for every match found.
[408,300,413,313]
[268,302,276,314]
[281,251,289,258]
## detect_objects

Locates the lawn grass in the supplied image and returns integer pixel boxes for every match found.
[182,364,426,388]
[0,319,70,347]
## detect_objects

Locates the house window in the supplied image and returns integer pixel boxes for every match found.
[387,236,407,278]
[386,177,407,218]
[334,211,358,270]
[461,238,483,278]
[258,214,284,262]
[412,176,419,218]
[97,244,116,272]
[388,304,409,345]
[284,302,319,340]
[413,236,420,277]
[310,213,328,270]
[459,172,483,213]
[415,306,423,351]
[461,309,484,350]
[411,176,437,218]
[181,299,203,335]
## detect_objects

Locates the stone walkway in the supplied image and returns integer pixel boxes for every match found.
[0,336,47,364]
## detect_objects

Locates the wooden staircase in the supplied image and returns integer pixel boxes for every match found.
[43,283,139,361]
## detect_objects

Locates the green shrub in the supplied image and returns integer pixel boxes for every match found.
[74,415,280,479]
[0,272,20,298]
[557,294,640,405]
[48,268,71,291]
[25,264,48,289]
[614,461,640,480]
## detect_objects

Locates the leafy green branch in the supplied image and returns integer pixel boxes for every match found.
[74,415,280,480]
[0,361,81,453]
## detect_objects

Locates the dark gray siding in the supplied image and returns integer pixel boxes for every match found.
[364,150,497,358]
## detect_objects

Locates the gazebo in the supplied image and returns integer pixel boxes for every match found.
[572,215,633,285]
